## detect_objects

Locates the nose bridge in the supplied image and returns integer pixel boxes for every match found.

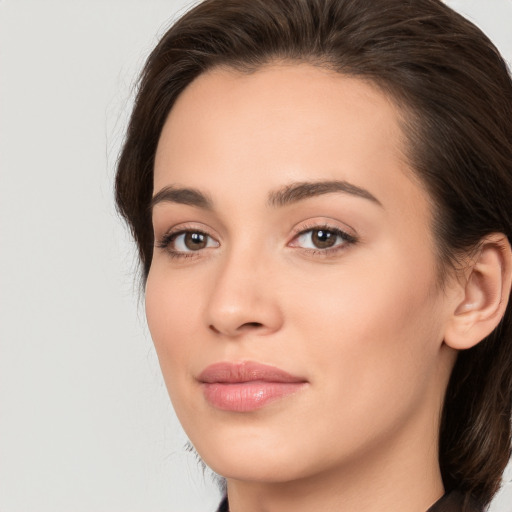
[204,239,283,337]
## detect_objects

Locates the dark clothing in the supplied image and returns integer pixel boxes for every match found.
[426,491,482,512]
[216,490,482,512]
[216,497,228,512]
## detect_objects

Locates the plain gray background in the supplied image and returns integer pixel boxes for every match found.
[0,1,511,511]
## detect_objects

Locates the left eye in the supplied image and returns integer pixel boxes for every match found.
[294,228,352,250]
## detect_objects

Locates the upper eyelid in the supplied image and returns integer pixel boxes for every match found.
[158,222,219,239]
[290,219,357,238]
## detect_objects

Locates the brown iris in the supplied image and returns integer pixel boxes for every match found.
[184,232,208,250]
[311,229,337,249]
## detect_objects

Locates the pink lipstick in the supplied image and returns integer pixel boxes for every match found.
[198,361,307,412]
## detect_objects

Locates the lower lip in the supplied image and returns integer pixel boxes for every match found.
[202,381,306,412]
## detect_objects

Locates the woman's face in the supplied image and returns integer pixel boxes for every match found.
[146,64,458,484]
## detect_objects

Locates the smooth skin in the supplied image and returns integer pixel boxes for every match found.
[146,64,511,512]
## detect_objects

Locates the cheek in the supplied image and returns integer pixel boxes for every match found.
[145,268,204,390]
[289,249,444,414]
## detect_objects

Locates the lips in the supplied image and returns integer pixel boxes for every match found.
[198,361,307,412]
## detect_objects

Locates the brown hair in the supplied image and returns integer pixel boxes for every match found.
[115,0,512,508]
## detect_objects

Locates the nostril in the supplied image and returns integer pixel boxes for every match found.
[241,322,264,329]
[209,321,263,335]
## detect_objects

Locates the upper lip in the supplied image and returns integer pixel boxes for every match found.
[198,361,307,384]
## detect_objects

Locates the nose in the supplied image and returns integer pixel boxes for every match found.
[204,248,284,338]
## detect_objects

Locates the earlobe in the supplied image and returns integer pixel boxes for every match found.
[444,233,512,350]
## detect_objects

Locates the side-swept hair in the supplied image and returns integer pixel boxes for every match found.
[115,0,512,508]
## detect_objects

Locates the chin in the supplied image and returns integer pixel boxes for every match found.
[189,427,311,483]
[205,452,306,484]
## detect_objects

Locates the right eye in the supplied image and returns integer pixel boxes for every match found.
[157,230,220,257]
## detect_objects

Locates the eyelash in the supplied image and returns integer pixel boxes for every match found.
[156,223,357,259]
[156,228,216,259]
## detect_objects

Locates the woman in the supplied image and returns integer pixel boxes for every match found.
[115,0,512,511]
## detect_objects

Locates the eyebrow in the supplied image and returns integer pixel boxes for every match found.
[267,180,382,208]
[151,180,382,211]
[151,185,213,210]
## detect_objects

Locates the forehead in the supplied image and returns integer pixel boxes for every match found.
[154,64,428,221]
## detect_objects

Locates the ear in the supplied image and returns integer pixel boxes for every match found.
[444,233,512,350]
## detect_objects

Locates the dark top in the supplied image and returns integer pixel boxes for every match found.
[215,490,482,512]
